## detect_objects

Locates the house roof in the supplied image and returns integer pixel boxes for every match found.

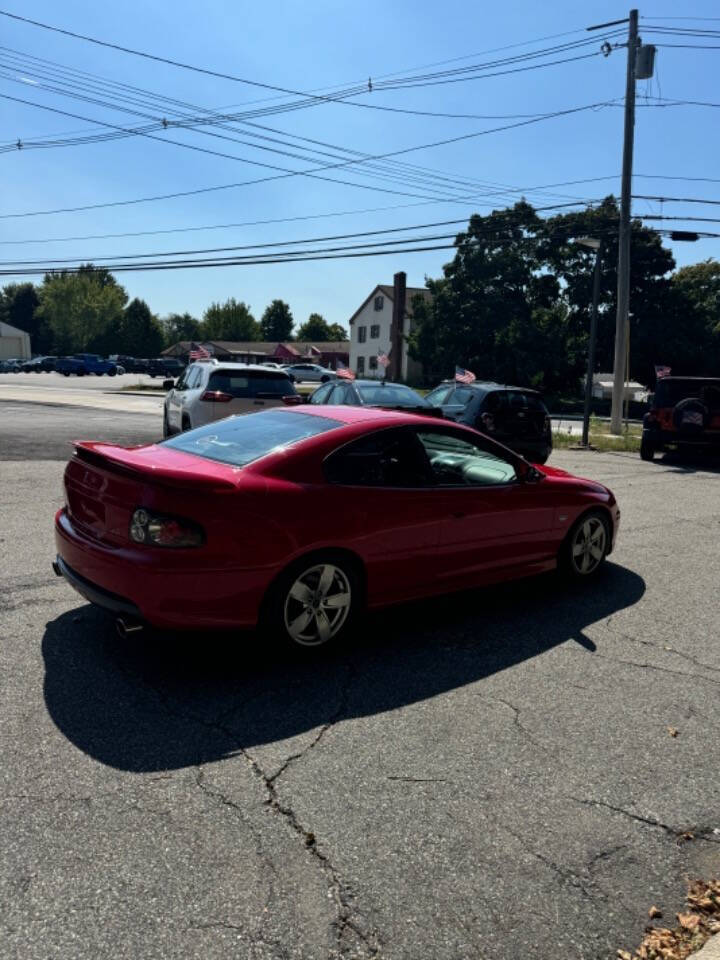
[162,339,349,357]
[348,284,432,325]
[0,320,32,338]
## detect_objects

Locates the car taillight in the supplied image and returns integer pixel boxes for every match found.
[199,390,233,402]
[480,412,495,432]
[282,395,303,405]
[129,508,204,548]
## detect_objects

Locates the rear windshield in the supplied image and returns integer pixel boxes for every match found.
[162,410,341,467]
[654,379,720,410]
[356,384,429,407]
[209,369,295,398]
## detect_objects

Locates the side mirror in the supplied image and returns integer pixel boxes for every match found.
[518,462,543,483]
[163,378,175,391]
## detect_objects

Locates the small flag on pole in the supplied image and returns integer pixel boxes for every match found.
[654,364,671,379]
[189,343,211,361]
[377,351,390,369]
[336,360,355,381]
[455,366,476,384]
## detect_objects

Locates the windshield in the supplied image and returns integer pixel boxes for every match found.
[356,384,429,407]
[163,410,341,467]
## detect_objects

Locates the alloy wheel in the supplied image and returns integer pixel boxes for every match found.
[570,517,607,575]
[283,563,352,647]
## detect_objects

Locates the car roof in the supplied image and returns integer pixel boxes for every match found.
[285,404,438,426]
[434,380,541,394]
[193,361,290,375]
[351,379,417,388]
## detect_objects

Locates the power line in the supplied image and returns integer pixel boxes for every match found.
[1,91,610,214]
[632,194,720,205]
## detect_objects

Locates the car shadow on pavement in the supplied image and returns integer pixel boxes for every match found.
[657,450,720,474]
[42,562,645,772]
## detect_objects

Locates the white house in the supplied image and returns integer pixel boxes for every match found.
[0,320,31,360]
[348,275,431,381]
[592,372,648,402]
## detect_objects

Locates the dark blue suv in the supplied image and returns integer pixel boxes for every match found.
[425,381,552,464]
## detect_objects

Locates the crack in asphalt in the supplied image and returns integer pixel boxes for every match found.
[489,697,551,753]
[118,662,381,959]
[588,649,720,687]
[568,797,720,846]
[605,626,720,677]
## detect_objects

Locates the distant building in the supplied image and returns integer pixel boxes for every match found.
[348,272,432,381]
[592,372,648,402]
[162,340,349,368]
[0,320,31,360]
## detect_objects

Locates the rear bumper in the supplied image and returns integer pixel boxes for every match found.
[54,508,268,629]
[644,427,720,449]
[53,555,142,619]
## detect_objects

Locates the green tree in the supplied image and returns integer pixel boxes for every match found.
[0,282,51,353]
[119,298,165,357]
[161,312,202,346]
[296,313,330,340]
[326,322,348,341]
[260,299,294,341]
[36,268,128,355]
[202,298,260,340]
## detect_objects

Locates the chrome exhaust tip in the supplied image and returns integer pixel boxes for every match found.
[115,617,144,640]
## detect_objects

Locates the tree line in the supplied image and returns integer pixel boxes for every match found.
[409,197,720,392]
[0,266,348,357]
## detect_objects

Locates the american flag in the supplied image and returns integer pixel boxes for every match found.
[655,364,671,379]
[377,351,390,369]
[455,366,476,384]
[189,343,211,361]
[336,361,355,381]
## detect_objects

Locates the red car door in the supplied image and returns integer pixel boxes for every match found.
[413,427,555,588]
[323,427,442,606]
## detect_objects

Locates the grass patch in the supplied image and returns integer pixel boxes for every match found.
[553,423,641,452]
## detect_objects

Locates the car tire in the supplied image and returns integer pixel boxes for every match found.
[320,375,331,383]
[62,371,70,377]
[181,415,191,432]
[640,435,655,461]
[558,510,610,580]
[162,412,171,438]
[260,553,362,651]
[108,368,116,377]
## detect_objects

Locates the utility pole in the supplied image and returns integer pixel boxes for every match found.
[610,9,639,434]
[579,239,602,447]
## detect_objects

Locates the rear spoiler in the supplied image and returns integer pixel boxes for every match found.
[73,442,238,492]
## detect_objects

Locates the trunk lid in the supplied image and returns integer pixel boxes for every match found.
[64,442,237,544]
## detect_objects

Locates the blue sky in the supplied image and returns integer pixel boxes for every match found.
[2,0,719,334]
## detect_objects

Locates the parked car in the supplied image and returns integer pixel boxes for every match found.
[425,381,553,464]
[0,358,24,372]
[284,363,337,383]
[148,357,186,378]
[641,376,720,460]
[309,378,435,414]
[55,354,122,376]
[163,361,300,436]
[20,355,58,372]
[111,355,149,374]
[52,406,620,649]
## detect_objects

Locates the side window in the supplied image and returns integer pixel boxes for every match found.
[447,386,475,406]
[370,324,380,339]
[325,428,431,487]
[374,296,384,311]
[357,327,367,344]
[310,382,334,404]
[327,384,348,403]
[357,356,365,374]
[175,368,191,390]
[369,356,378,371]
[425,384,454,406]
[415,429,517,486]
[186,367,203,390]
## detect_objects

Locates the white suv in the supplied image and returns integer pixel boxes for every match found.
[163,361,300,436]
[283,363,337,383]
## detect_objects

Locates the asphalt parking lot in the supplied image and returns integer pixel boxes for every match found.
[2,399,719,960]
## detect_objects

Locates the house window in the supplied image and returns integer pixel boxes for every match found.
[370,324,380,339]
[357,356,365,374]
[374,296,384,311]
[369,356,378,371]
[357,326,367,343]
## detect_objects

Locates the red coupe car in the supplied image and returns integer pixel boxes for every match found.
[53,406,620,649]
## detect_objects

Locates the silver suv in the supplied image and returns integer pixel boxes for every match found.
[163,361,300,436]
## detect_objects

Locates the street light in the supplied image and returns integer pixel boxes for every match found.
[575,237,602,448]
